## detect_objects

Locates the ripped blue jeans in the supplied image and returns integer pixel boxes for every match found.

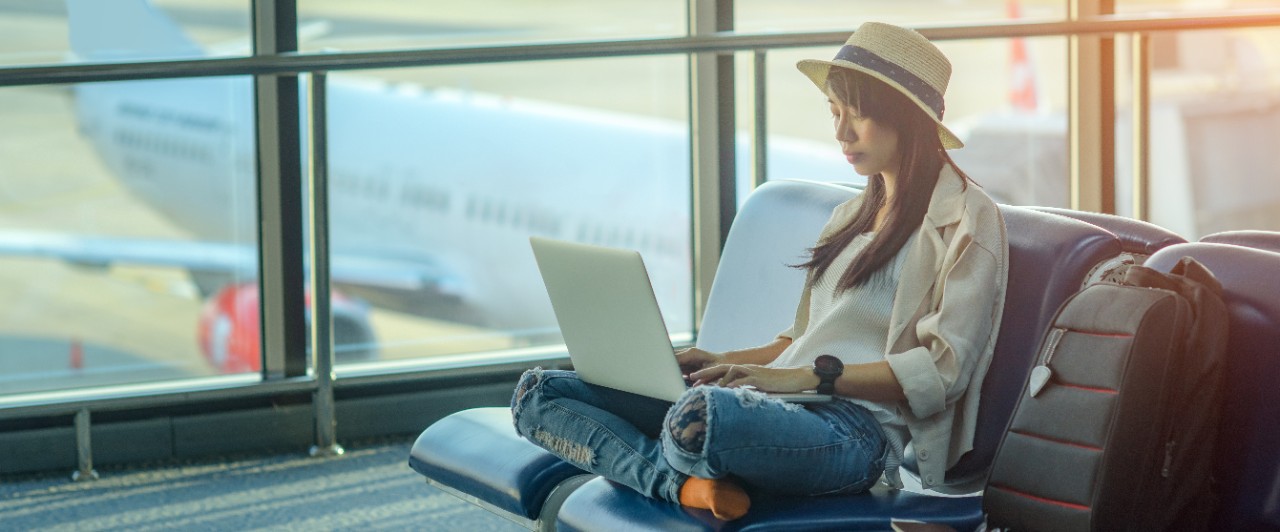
[510,368,887,503]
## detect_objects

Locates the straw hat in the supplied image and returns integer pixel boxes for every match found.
[797,22,963,149]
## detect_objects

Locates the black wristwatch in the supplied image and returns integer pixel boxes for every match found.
[813,354,844,395]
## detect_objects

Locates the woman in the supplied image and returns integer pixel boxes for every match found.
[511,21,1008,521]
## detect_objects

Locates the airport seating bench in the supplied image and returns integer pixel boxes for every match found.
[409,181,1217,530]
[554,204,1123,531]
[409,179,861,530]
[556,239,1280,531]
[1199,230,1280,254]
[1144,243,1280,530]
[412,182,1191,530]
[410,181,1280,530]
[1029,206,1187,261]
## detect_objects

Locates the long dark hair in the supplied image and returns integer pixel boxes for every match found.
[797,67,970,291]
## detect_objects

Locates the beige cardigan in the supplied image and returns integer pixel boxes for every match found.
[779,165,1009,489]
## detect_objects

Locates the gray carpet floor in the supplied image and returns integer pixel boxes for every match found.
[0,437,524,531]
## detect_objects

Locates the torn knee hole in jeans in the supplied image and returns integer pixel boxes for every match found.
[532,428,595,467]
[514,367,543,405]
[667,392,708,453]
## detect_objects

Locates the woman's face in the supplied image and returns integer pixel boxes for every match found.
[827,89,902,179]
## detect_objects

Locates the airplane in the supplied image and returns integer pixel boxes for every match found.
[0,0,853,374]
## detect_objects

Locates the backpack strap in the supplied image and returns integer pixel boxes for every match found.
[1122,264,1179,291]
[1171,256,1225,296]
[1122,256,1224,297]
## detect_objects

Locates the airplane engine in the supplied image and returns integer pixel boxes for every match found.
[198,282,379,374]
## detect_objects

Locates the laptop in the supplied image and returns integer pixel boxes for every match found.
[529,236,831,404]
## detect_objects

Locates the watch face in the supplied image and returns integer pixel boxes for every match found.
[814,355,843,377]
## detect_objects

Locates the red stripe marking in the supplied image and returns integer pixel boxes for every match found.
[990,484,1092,512]
[1064,328,1133,339]
[1058,381,1118,395]
[1010,429,1103,452]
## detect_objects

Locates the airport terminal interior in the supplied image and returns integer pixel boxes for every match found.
[3,0,1280,530]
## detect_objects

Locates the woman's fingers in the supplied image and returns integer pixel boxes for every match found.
[690,364,756,388]
[690,366,810,393]
[675,348,721,374]
[717,365,741,387]
[689,363,726,386]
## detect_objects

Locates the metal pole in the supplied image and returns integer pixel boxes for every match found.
[6,11,1280,88]
[688,0,720,336]
[308,71,343,458]
[1131,33,1151,221]
[72,409,98,481]
[1069,0,1116,214]
[254,0,308,380]
[751,49,768,191]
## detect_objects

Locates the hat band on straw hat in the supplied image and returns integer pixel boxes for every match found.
[833,45,945,119]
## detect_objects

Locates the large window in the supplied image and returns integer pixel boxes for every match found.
[0,76,258,394]
[318,58,693,368]
[0,1,258,395]
[4,0,1280,402]
[0,1,695,394]
[745,35,1070,209]
[1114,27,1280,238]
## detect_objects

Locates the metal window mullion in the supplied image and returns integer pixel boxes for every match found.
[1131,33,1151,221]
[253,0,307,379]
[1069,0,1116,214]
[687,0,734,334]
[750,50,768,191]
[7,12,1280,88]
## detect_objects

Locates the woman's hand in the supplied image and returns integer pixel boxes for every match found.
[689,364,819,394]
[675,347,724,377]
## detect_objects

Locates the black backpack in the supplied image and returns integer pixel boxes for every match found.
[982,257,1230,531]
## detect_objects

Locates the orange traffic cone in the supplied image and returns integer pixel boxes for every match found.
[1008,0,1038,113]
[70,338,84,371]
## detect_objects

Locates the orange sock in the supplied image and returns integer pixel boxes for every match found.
[678,477,750,520]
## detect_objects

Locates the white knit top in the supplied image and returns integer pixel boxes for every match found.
[768,231,914,486]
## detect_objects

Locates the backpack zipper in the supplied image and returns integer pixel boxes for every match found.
[1028,327,1066,398]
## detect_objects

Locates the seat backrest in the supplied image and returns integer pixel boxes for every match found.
[939,206,1121,485]
[696,180,858,353]
[1145,243,1280,530]
[1199,230,1280,254]
[1029,207,1188,288]
[705,185,1125,488]
[1029,206,1187,259]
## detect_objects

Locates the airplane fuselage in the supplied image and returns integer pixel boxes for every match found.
[73,75,703,334]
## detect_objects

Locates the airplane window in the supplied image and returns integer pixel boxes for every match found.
[465,196,476,219]
[404,184,449,213]
[436,190,450,212]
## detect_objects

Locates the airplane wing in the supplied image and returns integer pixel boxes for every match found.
[0,229,461,296]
